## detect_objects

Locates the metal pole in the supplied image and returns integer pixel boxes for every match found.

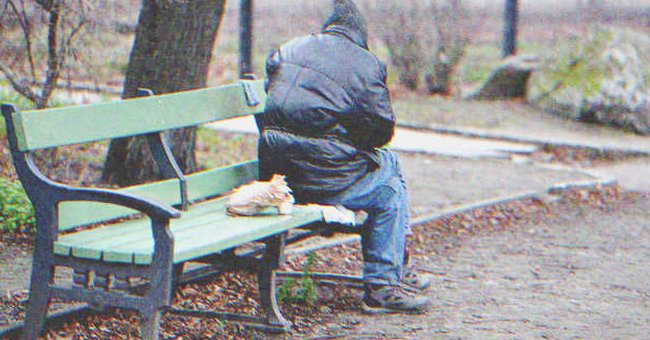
[503,0,518,58]
[240,0,254,78]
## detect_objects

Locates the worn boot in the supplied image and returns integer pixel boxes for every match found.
[402,266,432,291]
[401,246,432,291]
[362,284,430,314]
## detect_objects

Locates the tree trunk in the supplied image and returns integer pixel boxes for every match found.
[102,0,226,186]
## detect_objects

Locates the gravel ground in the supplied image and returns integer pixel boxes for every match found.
[1,133,647,339]
[318,193,650,340]
[1,188,648,339]
[399,153,593,217]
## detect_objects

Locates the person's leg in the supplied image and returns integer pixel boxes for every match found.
[393,153,432,291]
[358,176,406,285]
[317,150,429,312]
[325,171,428,312]
[319,149,406,285]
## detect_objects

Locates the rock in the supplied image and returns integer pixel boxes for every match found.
[527,28,650,135]
[465,54,538,100]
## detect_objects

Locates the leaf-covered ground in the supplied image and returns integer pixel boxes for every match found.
[0,127,647,338]
[0,186,631,339]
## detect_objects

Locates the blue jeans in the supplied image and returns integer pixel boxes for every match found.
[317,149,410,286]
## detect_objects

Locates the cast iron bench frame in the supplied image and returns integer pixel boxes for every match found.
[1,80,331,339]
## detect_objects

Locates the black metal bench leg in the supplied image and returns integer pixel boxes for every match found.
[139,307,162,340]
[173,263,185,280]
[21,263,53,340]
[258,270,290,330]
[172,263,185,290]
[258,233,290,330]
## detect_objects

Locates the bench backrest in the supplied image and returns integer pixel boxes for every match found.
[4,80,266,231]
[11,81,265,151]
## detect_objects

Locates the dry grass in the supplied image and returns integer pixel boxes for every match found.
[4,0,647,98]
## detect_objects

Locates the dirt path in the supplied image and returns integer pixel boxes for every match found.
[395,98,650,154]
[325,196,650,340]
[585,158,650,192]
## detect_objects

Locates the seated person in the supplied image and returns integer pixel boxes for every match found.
[257,0,431,313]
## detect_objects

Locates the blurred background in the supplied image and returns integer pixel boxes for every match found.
[1,0,648,106]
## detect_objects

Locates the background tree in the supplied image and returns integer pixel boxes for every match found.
[502,0,518,57]
[426,0,467,95]
[378,2,424,91]
[0,0,88,109]
[102,0,226,186]
[365,0,468,95]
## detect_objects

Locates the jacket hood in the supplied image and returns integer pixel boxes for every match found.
[322,0,368,49]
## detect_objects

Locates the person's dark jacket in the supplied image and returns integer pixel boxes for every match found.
[258,24,396,202]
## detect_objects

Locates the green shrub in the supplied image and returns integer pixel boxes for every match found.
[0,178,36,234]
[278,253,318,305]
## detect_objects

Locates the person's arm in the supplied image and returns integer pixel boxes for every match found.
[351,61,396,150]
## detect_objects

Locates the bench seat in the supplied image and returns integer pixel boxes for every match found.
[54,200,323,265]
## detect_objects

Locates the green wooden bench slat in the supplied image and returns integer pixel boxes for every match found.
[186,160,258,202]
[57,199,282,263]
[173,207,322,264]
[57,198,229,246]
[54,205,323,265]
[58,178,181,231]
[72,246,104,261]
[139,205,323,265]
[12,81,266,151]
[58,161,258,230]
[56,197,267,261]
[59,200,234,260]
[53,243,71,257]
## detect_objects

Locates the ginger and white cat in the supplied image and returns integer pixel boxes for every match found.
[226,175,295,216]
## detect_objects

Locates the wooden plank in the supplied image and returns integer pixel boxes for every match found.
[56,197,232,262]
[57,161,257,231]
[58,216,151,245]
[136,205,323,264]
[58,178,182,231]
[57,197,230,248]
[71,246,103,261]
[101,212,235,263]
[172,206,323,264]
[73,199,234,263]
[53,243,71,257]
[54,205,323,264]
[186,160,258,201]
[13,81,266,151]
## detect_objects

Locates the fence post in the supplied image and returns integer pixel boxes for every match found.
[503,0,518,57]
[240,0,254,77]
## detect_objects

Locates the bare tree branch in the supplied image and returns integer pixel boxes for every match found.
[35,0,53,11]
[5,0,38,84]
[0,1,11,26]
[19,0,37,84]
[38,0,62,108]
[1,0,88,108]
[0,60,39,103]
[60,0,87,65]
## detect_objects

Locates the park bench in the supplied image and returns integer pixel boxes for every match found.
[1,80,329,339]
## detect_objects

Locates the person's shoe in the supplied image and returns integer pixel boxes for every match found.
[402,266,432,291]
[362,284,430,314]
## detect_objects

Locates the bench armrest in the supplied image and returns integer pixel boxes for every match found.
[57,186,181,220]
[13,153,180,221]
